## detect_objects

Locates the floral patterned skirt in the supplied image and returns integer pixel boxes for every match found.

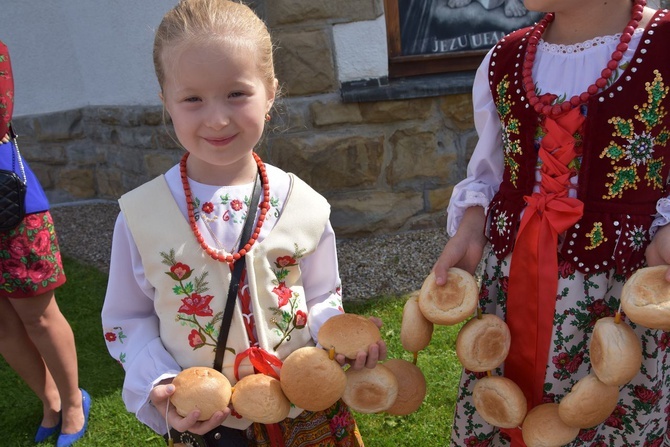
[450,250,670,447]
[168,401,364,447]
[0,211,66,298]
[247,400,364,447]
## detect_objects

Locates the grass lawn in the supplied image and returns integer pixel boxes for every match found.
[0,257,461,446]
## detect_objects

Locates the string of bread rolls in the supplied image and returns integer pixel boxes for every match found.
[400,266,667,447]
[166,265,668,439]
[168,311,428,428]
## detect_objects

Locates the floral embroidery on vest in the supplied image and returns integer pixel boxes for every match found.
[494,210,512,237]
[270,244,308,351]
[497,75,523,187]
[600,70,670,199]
[626,225,647,252]
[161,249,228,354]
[585,222,607,250]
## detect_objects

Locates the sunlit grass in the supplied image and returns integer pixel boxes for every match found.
[0,258,460,446]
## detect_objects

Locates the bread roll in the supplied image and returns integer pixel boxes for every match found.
[231,374,290,424]
[418,269,478,326]
[455,314,511,372]
[383,359,427,416]
[521,403,580,447]
[621,265,670,330]
[342,364,398,414]
[558,373,619,429]
[589,316,642,386]
[400,293,434,353]
[472,375,526,429]
[171,367,232,421]
[280,346,347,412]
[317,313,382,359]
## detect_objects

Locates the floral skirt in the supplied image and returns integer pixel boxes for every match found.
[0,211,66,298]
[450,250,670,446]
[247,400,364,447]
[169,400,364,447]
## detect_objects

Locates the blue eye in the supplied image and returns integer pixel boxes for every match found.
[184,97,200,103]
[229,92,244,98]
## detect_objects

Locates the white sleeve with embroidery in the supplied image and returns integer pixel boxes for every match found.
[101,213,181,434]
[446,49,505,237]
[300,220,344,342]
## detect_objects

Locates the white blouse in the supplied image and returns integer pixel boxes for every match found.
[446,27,670,237]
[101,162,343,433]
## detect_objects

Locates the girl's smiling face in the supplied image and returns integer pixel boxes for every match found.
[161,39,276,183]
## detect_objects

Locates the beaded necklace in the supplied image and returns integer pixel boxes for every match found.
[180,151,270,264]
[523,0,647,117]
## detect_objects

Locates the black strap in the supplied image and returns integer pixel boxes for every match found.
[213,173,263,372]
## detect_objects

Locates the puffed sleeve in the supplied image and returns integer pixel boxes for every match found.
[299,220,344,342]
[446,49,504,237]
[101,213,181,434]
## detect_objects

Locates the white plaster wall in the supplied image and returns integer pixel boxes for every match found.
[333,15,388,83]
[0,0,172,116]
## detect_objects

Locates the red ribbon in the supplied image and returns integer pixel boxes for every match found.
[233,346,283,381]
[233,347,285,446]
[502,107,585,446]
[266,423,285,447]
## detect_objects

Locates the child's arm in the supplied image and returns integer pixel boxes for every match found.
[101,213,183,434]
[435,49,503,285]
[645,223,670,281]
[433,205,488,285]
[301,221,387,370]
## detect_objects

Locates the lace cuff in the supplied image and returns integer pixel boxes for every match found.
[650,197,670,239]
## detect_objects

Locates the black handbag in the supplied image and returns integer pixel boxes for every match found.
[0,126,27,232]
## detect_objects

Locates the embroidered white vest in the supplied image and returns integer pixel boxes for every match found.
[120,173,330,429]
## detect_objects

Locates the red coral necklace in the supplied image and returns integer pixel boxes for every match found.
[180,151,270,264]
[522,0,646,118]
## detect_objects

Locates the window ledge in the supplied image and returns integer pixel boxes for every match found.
[340,71,476,103]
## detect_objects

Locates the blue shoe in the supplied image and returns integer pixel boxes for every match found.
[34,416,61,443]
[56,389,91,447]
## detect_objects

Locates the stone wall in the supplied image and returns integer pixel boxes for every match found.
[13,0,477,238]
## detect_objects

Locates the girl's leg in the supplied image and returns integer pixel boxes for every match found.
[0,295,61,428]
[9,291,84,435]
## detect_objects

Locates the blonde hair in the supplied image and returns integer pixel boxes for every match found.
[153,0,275,93]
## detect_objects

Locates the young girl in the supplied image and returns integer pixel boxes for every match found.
[433,0,670,445]
[101,1,385,446]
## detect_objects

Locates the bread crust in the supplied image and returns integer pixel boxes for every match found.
[621,265,670,331]
[342,364,398,414]
[231,374,290,424]
[589,317,642,386]
[317,313,381,359]
[472,376,527,428]
[383,359,427,416]
[418,269,478,325]
[171,367,232,421]
[521,403,580,447]
[558,373,619,429]
[455,314,511,372]
[280,346,347,412]
[400,293,434,353]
